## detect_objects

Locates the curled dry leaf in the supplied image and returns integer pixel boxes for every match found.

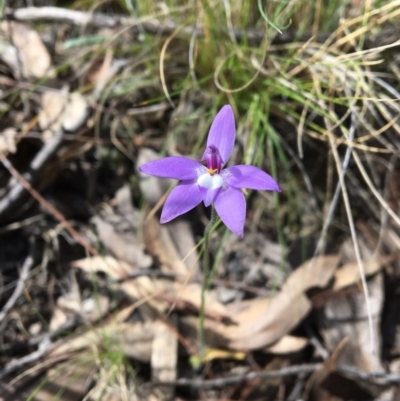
[72,255,134,280]
[73,254,233,322]
[311,255,391,309]
[179,316,230,350]
[227,255,340,350]
[264,335,308,354]
[180,283,233,317]
[73,256,166,312]
[181,316,307,356]
[73,255,171,312]
[0,21,52,78]
[332,256,391,291]
[228,294,312,351]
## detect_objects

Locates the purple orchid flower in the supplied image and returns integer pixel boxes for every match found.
[139,105,281,237]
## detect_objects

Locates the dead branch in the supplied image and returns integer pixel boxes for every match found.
[5,6,189,32]
[153,363,322,388]
[0,335,53,380]
[5,6,328,46]
[153,363,400,389]
[337,366,400,386]
[0,318,78,380]
[0,237,36,323]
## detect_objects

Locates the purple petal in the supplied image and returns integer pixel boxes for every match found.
[139,156,203,181]
[160,181,202,223]
[225,165,281,191]
[214,187,246,237]
[207,105,236,165]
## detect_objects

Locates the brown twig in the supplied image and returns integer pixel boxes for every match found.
[0,153,99,256]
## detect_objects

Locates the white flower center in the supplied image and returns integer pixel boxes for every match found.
[197,173,223,190]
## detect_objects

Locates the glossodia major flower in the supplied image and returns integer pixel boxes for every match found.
[139,105,281,237]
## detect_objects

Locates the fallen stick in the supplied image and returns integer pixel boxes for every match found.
[154,363,400,389]
[0,238,36,323]
[0,335,53,380]
[5,6,201,35]
[153,363,322,388]
[0,317,79,379]
[5,6,328,46]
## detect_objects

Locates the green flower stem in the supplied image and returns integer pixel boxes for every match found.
[198,204,216,359]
